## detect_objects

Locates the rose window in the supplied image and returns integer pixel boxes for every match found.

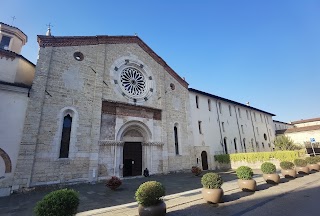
[120,67,146,97]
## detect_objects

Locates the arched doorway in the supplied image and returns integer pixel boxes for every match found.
[201,151,208,170]
[117,121,152,177]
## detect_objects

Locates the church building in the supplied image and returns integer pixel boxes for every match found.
[0,24,276,196]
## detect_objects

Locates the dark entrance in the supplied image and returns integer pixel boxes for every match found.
[123,142,142,177]
[201,151,208,170]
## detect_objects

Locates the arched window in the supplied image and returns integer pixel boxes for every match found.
[223,137,228,154]
[243,138,247,152]
[262,142,265,149]
[59,114,72,158]
[174,125,179,155]
[234,138,237,153]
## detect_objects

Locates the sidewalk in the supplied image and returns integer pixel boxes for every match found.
[77,171,320,216]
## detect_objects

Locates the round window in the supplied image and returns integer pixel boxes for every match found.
[120,67,146,97]
[73,52,84,61]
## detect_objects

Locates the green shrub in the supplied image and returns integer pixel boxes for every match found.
[214,151,301,164]
[34,189,79,216]
[201,173,223,189]
[236,166,253,180]
[314,156,320,163]
[261,162,276,174]
[135,181,165,207]
[294,159,307,167]
[274,135,301,150]
[280,161,294,170]
[305,157,318,164]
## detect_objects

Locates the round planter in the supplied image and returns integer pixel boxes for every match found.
[202,188,223,203]
[296,166,309,175]
[138,201,166,216]
[281,169,296,178]
[263,173,280,184]
[238,179,256,191]
[308,164,320,171]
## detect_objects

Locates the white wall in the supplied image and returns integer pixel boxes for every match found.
[189,91,275,164]
[285,130,320,145]
[0,88,28,182]
[273,121,293,130]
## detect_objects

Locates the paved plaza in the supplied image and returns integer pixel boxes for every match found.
[1,169,320,216]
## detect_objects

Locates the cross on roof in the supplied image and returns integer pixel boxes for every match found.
[11,16,16,25]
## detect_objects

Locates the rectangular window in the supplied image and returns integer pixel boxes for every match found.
[198,121,202,134]
[222,122,225,132]
[0,36,11,49]
[174,126,179,155]
[219,102,222,114]
[196,96,199,109]
[241,125,244,134]
[229,105,232,116]
[208,99,211,111]
[238,108,241,118]
[246,110,249,120]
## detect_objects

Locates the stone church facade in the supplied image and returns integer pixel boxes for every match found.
[11,36,194,189]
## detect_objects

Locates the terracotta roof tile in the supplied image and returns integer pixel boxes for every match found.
[277,125,320,134]
[291,117,320,124]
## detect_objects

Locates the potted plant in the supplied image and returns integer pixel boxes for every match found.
[294,159,309,175]
[135,181,166,216]
[201,172,223,203]
[106,176,122,190]
[236,166,256,191]
[191,166,202,176]
[305,157,320,172]
[280,161,296,178]
[261,162,280,184]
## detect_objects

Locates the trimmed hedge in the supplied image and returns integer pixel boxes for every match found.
[135,181,165,207]
[261,162,276,174]
[34,189,79,216]
[201,173,223,189]
[214,151,303,164]
[236,166,253,180]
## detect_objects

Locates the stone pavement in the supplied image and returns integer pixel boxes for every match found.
[77,171,320,216]
[0,170,239,216]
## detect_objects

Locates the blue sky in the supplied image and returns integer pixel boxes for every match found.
[2,0,320,122]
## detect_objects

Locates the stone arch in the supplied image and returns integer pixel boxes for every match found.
[0,148,12,173]
[116,120,152,142]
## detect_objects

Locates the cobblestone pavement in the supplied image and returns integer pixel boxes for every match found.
[0,169,240,216]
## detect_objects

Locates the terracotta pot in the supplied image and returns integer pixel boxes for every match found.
[238,179,256,191]
[296,166,309,175]
[202,188,223,203]
[138,201,166,216]
[263,173,280,184]
[281,169,296,178]
[308,164,320,171]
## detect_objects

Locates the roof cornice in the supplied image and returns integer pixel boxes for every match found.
[189,88,275,116]
[37,35,189,88]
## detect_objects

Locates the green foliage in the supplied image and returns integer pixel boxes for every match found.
[135,181,165,207]
[280,161,294,170]
[34,189,79,216]
[274,135,301,151]
[314,156,320,163]
[261,162,276,174]
[305,157,318,165]
[201,173,223,189]
[236,166,253,180]
[294,158,307,167]
[214,154,230,163]
[214,151,301,164]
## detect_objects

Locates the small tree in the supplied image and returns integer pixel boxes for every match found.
[274,135,301,151]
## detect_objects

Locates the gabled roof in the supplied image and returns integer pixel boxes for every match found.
[291,117,320,124]
[37,35,188,88]
[189,88,275,116]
